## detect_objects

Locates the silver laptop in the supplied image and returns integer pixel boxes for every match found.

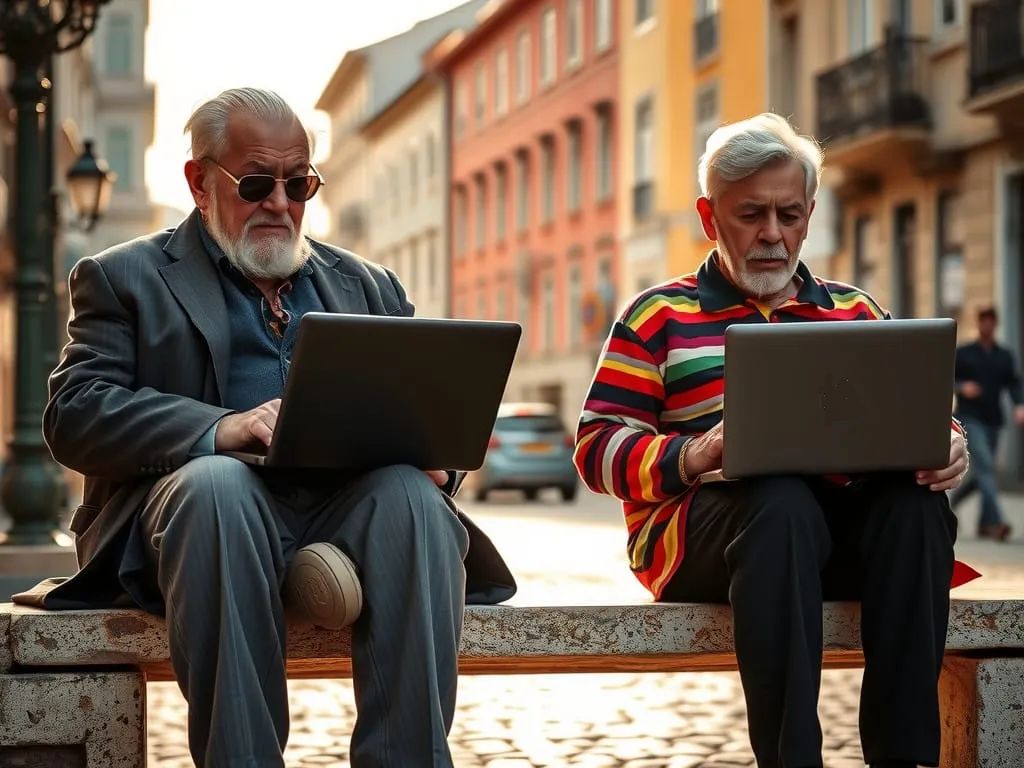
[221,313,521,471]
[721,318,956,479]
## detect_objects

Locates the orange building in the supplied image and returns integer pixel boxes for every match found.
[434,0,619,422]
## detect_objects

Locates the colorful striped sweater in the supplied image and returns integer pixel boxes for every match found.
[573,252,969,598]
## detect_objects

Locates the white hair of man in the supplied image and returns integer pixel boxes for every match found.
[185,88,314,281]
[697,112,823,202]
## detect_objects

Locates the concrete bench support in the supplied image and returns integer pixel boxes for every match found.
[0,670,146,768]
[940,656,1024,768]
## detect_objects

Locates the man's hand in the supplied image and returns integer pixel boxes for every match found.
[683,421,724,479]
[959,381,982,399]
[916,429,968,492]
[215,399,281,451]
[1014,405,1024,426]
[424,470,449,487]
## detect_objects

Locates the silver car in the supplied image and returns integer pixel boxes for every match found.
[467,403,579,502]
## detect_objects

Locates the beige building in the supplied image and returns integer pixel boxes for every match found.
[315,1,487,273]
[362,75,449,318]
[773,0,1024,481]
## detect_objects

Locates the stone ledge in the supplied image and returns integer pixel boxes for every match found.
[0,609,10,673]
[3,599,1022,672]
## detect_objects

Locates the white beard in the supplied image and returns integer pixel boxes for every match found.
[206,194,312,281]
[720,239,799,300]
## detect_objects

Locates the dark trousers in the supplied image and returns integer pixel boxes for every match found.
[661,474,956,768]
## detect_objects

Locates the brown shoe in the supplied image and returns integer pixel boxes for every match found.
[977,522,1012,541]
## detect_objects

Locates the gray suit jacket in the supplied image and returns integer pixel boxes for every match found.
[13,210,516,610]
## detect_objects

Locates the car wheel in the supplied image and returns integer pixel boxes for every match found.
[523,488,539,502]
[559,485,578,502]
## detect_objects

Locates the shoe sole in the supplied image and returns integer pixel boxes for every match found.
[284,543,363,629]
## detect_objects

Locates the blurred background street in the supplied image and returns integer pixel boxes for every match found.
[145,486,1024,767]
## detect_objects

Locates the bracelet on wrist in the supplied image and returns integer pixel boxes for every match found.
[678,439,695,486]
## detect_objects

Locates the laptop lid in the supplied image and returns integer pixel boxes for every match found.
[264,312,521,471]
[722,318,956,478]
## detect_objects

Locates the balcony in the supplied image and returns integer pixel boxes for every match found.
[816,32,932,177]
[966,0,1024,126]
[694,13,719,62]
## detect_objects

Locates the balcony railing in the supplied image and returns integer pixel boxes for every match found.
[632,181,654,221]
[969,0,1024,98]
[694,13,719,62]
[816,31,931,143]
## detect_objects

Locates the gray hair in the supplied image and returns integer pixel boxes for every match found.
[184,87,311,161]
[698,113,823,201]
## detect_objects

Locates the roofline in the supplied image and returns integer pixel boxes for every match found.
[428,0,519,72]
[360,74,439,138]
[315,51,366,111]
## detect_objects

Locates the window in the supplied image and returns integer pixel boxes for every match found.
[105,14,133,75]
[516,151,530,233]
[596,107,613,201]
[694,81,719,192]
[695,0,719,60]
[425,134,436,179]
[595,0,612,52]
[474,61,487,129]
[495,49,509,116]
[696,0,718,17]
[633,98,654,219]
[409,148,419,206]
[566,0,583,70]
[543,274,555,351]
[105,126,133,190]
[541,8,557,87]
[847,0,874,55]
[455,84,469,139]
[495,163,508,242]
[935,0,962,30]
[475,175,487,251]
[568,262,582,347]
[852,215,875,294]
[567,122,582,212]
[427,236,437,298]
[541,138,555,224]
[389,165,400,216]
[635,0,654,28]
[516,31,532,104]
[455,186,468,257]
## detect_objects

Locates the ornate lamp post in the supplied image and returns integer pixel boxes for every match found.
[0,0,111,545]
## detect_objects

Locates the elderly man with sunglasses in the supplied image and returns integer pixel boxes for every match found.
[14,88,515,768]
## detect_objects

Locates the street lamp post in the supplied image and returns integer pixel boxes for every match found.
[0,0,111,545]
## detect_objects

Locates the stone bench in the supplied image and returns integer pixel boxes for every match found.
[1,599,1022,767]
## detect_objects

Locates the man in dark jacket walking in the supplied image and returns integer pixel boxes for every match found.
[952,306,1024,540]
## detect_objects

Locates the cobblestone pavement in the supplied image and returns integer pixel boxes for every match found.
[145,489,1024,767]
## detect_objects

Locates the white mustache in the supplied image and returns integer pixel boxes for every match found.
[746,245,790,262]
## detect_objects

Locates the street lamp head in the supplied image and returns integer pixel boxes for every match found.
[65,139,115,232]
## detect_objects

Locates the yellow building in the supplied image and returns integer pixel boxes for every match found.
[617,0,769,299]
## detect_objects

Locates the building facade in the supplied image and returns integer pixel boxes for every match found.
[777,0,1024,482]
[438,0,621,423]
[362,75,450,319]
[315,0,487,265]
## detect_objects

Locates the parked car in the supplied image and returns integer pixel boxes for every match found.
[467,402,579,502]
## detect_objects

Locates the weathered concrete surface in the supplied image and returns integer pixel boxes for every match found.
[0,670,145,767]
[5,599,1022,670]
[941,657,1024,768]
[0,608,10,673]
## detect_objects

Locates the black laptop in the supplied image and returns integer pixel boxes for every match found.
[221,312,521,471]
[721,318,956,478]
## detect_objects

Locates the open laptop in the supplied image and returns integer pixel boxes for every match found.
[221,312,521,471]
[721,318,956,479]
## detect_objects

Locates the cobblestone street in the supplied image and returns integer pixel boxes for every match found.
[146,489,1024,767]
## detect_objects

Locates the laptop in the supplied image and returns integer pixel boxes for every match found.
[221,312,521,471]
[721,318,956,479]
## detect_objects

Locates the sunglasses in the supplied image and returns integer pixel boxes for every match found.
[208,160,324,203]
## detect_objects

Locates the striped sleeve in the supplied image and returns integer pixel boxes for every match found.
[573,319,689,503]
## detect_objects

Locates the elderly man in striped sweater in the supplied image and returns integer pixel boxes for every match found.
[574,113,969,768]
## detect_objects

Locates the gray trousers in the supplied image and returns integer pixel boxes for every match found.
[140,455,470,768]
